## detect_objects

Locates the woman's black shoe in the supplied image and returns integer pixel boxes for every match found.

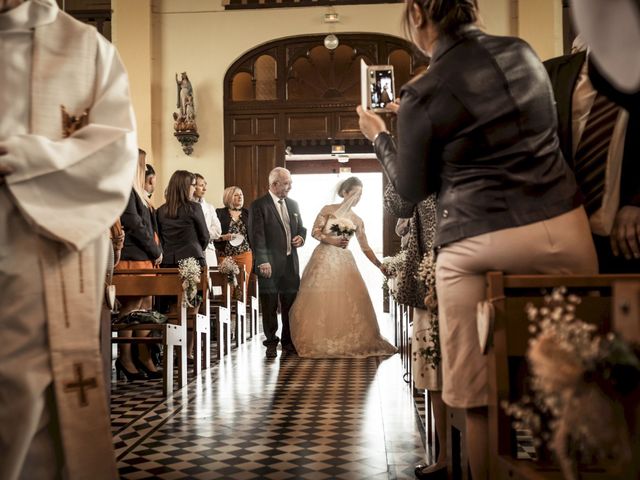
[414,464,447,479]
[115,359,147,381]
[133,357,163,379]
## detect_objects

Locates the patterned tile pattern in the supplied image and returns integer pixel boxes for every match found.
[112,332,426,479]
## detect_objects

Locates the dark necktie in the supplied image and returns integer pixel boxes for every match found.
[573,92,620,216]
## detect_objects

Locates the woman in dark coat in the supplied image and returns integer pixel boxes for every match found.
[358,1,597,477]
[156,170,209,269]
[115,149,163,381]
[156,170,209,361]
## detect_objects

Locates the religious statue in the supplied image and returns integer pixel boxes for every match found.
[173,72,199,155]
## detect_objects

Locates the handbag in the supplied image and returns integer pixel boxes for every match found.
[114,309,168,325]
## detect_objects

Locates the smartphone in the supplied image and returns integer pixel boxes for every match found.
[361,60,395,112]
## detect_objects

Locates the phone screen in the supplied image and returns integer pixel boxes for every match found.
[369,69,394,110]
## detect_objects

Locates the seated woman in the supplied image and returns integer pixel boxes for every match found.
[156,170,210,361]
[215,186,253,278]
[115,149,163,381]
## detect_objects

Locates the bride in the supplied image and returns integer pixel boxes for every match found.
[290,177,397,358]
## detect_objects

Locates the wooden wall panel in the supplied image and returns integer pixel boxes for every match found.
[232,117,253,137]
[287,114,329,138]
[256,116,278,137]
[336,113,362,138]
[255,144,279,200]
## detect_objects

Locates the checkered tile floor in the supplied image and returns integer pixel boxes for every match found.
[111,327,426,479]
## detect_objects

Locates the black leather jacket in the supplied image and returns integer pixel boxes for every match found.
[376,26,579,247]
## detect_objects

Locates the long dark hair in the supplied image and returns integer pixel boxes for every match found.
[165,170,195,218]
[404,0,478,38]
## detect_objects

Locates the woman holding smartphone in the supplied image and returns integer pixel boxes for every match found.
[358,1,597,478]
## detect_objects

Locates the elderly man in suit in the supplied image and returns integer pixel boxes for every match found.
[249,167,306,358]
[545,37,640,273]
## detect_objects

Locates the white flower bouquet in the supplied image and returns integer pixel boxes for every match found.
[329,218,356,238]
[219,256,240,286]
[178,257,202,308]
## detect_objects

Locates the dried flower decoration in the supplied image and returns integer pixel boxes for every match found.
[178,257,201,308]
[219,257,240,286]
[504,287,640,479]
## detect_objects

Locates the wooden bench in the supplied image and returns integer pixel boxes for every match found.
[485,272,640,480]
[208,268,232,359]
[192,270,211,376]
[232,266,248,348]
[111,268,187,397]
[247,272,260,339]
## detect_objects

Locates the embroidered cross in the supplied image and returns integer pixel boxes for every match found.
[63,363,97,407]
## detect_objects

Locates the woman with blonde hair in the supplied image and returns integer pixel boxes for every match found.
[115,148,163,380]
[215,186,253,277]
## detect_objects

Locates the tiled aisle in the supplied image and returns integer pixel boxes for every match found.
[112,337,426,479]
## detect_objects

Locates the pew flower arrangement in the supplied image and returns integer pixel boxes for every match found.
[178,257,201,308]
[414,250,441,369]
[219,256,240,287]
[329,218,356,238]
[381,251,406,298]
[504,287,640,479]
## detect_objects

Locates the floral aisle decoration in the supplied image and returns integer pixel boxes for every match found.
[219,256,240,287]
[178,257,202,308]
[504,287,640,479]
[329,218,356,238]
[381,250,407,298]
[414,250,441,369]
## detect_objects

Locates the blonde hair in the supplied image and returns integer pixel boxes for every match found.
[222,186,243,208]
[134,149,152,208]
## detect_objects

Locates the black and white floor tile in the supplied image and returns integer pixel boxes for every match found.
[111,324,427,479]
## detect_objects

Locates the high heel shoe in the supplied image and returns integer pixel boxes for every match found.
[414,464,447,480]
[133,356,163,380]
[115,359,147,381]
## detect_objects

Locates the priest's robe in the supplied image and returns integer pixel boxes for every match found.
[0,1,137,478]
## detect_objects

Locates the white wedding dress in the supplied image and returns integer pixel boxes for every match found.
[290,204,397,358]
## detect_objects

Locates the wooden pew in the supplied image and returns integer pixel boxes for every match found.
[192,270,211,376]
[208,268,232,359]
[247,272,260,339]
[232,266,247,347]
[485,272,640,480]
[111,268,187,397]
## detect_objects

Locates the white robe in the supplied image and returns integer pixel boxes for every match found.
[198,198,221,267]
[0,1,137,479]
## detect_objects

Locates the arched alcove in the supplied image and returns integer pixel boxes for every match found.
[223,33,427,204]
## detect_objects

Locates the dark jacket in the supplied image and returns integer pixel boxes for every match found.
[156,202,210,267]
[120,189,162,262]
[214,207,251,253]
[248,194,306,278]
[545,52,640,208]
[376,26,579,248]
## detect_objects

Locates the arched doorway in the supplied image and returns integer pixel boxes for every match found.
[223,33,427,257]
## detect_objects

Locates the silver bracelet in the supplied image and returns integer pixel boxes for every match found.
[372,130,390,145]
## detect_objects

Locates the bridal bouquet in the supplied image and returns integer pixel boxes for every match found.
[329,218,356,238]
[503,287,640,478]
[219,256,240,286]
[178,257,202,308]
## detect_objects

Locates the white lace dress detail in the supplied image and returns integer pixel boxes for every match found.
[290,204,397,358]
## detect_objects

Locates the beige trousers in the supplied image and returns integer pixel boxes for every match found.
[435,207,598,408]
